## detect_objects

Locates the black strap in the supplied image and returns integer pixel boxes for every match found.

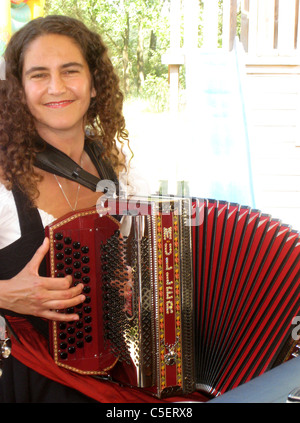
[85,142,118,184]
[34,138,119,193]
[34,141,100,192]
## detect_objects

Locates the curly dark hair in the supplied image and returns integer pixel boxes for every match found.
[0,15,130,203]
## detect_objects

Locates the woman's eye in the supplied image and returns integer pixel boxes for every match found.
[31,73,47,79]
[63,69,79,75]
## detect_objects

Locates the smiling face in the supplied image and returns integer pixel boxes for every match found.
[22,34,96,141]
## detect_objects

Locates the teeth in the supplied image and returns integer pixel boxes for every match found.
[46,101,72,106]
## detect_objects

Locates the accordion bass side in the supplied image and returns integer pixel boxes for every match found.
[45,197,300,399]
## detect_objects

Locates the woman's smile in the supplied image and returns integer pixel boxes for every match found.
[44,100,75,109]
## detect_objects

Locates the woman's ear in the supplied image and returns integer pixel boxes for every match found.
[91,70,98,99]
[91,86,96,98]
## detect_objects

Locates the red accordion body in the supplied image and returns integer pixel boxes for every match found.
[45,197,300,399]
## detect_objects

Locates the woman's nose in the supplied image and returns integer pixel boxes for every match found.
[48,74,66,95]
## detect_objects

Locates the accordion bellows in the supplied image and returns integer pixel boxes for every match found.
[45,197,300,399]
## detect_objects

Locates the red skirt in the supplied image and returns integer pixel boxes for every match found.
[5,316,206,403]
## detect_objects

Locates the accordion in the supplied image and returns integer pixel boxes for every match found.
[45,196,300,399]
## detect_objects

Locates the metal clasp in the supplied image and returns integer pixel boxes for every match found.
[164,338,179,366]
[0,338,11,377]
[292,344,300,358]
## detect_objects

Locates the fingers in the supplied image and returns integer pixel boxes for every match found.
[34,282,86,321]
[29,240,86,319]
[43,274,73,291]
[41,309,80,322]
[46,282,85,304]
[51,284,86,321]
[6,238,89,321]
[38,277,86,319]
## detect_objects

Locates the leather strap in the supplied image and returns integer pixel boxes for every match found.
[34,138,118,193]
[34,141,100,192]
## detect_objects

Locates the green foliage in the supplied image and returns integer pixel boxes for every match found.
[44,0,172,110]
[140,73,169,113]
[43,1,238,112]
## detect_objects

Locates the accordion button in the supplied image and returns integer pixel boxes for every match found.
[82,266,90,274]
[74,272,82,279]
[67,327,75,334]
[64,237,72,244]
[59,342,67,349]
[55,243,63,250]
[83,286,90,294]
[59,332,66,340]
[73,261,81,269]
[84,306,91,314]
[56,263,64,270]
[84,296,91,304]
[84,326,92,333]
[81,246,89,254]
[85,335,92,343]
[73,242,81,249]
[82,276,90,283]
[60,352,68,360]
[64,248,72,255]
[84,316,92,324]
[65,267,73,275]
[68,337,75,344]
[56,252,64,260]
[76,331,83,339]
[82,256,90,264]
[66,307,74,314]
[57,273,65,278]
[77,311,83,319]
[73,251,81,259]
[59,322,67,330]
[76,341,84,348]
[65,257,72,265]
[76,321,83,329]
[55,233,63,240]
[68,346,76,354]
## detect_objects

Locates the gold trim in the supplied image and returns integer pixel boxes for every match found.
[55,356,119,376]
[173,214,182,387]
[48,206,121,375]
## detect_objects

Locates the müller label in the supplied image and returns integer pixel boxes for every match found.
[156,211,182,393]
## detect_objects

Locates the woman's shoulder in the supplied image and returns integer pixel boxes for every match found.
[0,168,11,199]
[0,182,15,209]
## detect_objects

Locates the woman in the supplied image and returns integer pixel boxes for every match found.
[0,14,153,403]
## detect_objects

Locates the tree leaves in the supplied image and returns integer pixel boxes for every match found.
[44,0,171,99]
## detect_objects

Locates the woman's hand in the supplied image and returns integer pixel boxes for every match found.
[0,238,85,321]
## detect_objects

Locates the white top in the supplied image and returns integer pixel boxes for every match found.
[0,183,56,249]
[0,167,151,249]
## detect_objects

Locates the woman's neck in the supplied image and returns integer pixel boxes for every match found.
[37,127,85,163]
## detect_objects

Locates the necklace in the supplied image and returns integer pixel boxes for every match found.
[53,156,83,211]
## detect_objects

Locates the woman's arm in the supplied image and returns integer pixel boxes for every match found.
[0,237,85,321]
